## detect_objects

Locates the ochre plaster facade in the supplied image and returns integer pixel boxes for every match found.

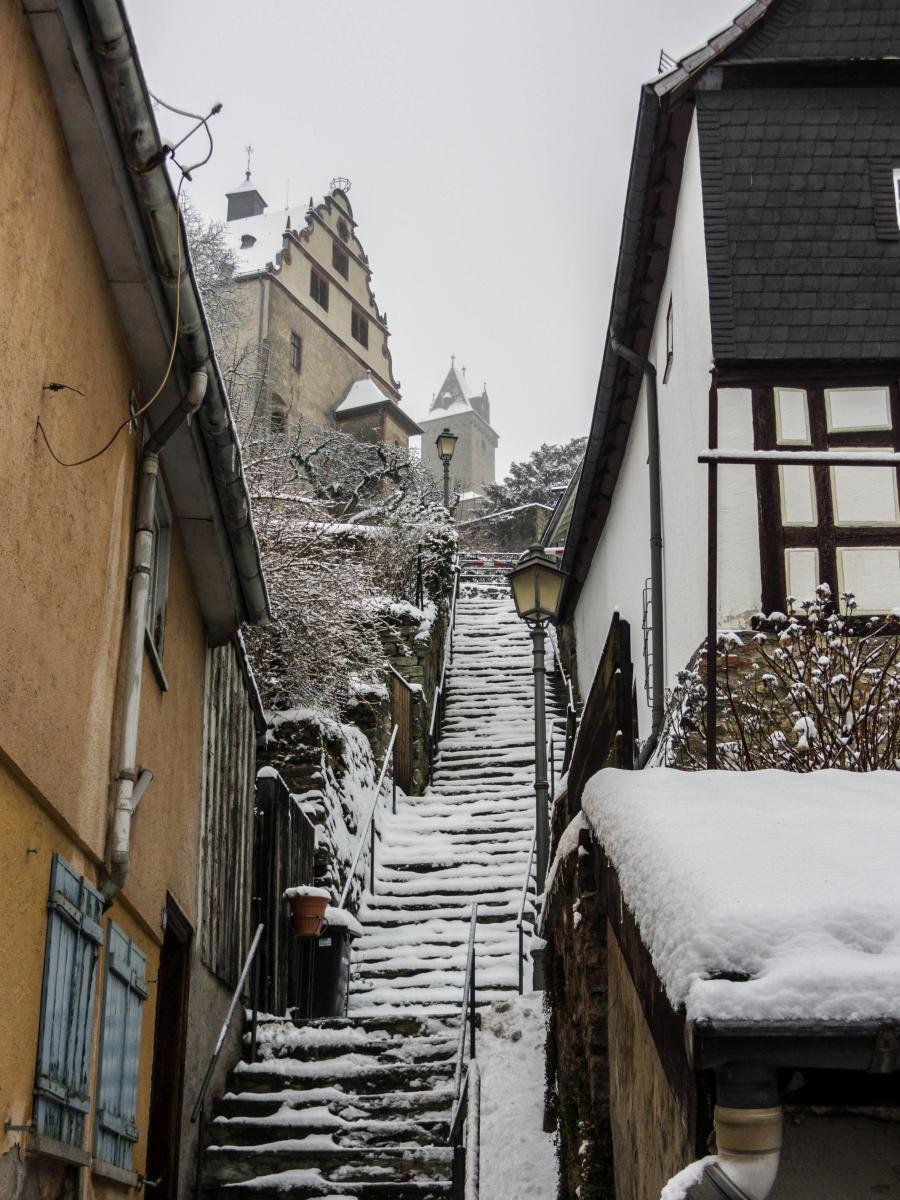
[0,6,219,1197]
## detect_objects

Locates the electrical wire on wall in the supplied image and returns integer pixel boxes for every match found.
[35,94,221,468]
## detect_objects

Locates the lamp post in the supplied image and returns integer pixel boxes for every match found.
[509,545,565,889]
[435,427,458,510]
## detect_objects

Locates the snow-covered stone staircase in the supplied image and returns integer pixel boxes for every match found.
[201,586,563,1198]
[205,1015,456,1198]
[350,587,564,1019]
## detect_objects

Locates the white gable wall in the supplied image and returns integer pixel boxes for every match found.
[572,114,760,736]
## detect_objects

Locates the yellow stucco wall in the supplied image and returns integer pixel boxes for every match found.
[0,3,212,1193]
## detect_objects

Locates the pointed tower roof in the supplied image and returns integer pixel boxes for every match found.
[430,356,479,412]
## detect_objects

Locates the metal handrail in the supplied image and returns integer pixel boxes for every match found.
[547,624,575,715]
[449,1059,481,1200]
[452,903,479,1103]
[428,562,461,779]
[449,904,480,1200]
[337,723,398,909]
[191,922,264,1124]
[516,830,537,995]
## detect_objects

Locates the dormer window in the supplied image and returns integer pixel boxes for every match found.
[310,268,329,311]
[332,243,349,279]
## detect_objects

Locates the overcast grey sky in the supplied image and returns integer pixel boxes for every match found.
[128,0,738,476]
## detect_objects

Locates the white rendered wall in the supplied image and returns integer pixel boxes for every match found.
[573,116,760,736]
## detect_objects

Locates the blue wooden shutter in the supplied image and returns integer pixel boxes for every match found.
[95,923,148,1169]
[34,854,104,1146]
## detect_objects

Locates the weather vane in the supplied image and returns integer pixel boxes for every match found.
[245,144,253,181]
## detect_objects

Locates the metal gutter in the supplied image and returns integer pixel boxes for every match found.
[690,1018,900,1074]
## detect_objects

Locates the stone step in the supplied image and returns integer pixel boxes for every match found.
[204,1142,452,1188]
[215,1086,453,1124]
[212,1176,451,1199]
[229,1060,453,1097]
[251,1027,457,1064]
[208,1110,450,1149]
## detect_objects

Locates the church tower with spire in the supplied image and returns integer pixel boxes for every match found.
[418,357,499,503]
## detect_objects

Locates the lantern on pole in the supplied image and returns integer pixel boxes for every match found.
[508,546,566,888]
[435,427,458,509]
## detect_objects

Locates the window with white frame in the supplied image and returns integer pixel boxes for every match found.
[755,384,900,614]
[893,167,900,230]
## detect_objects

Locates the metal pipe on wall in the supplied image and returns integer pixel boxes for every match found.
[101,369,208,901]
[610,334,663,767]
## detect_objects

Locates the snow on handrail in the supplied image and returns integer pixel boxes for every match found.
[337,723,398,910]
[547,624,575,715]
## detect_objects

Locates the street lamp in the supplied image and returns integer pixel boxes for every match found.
[509,545,566,889]
[435,427,458,509]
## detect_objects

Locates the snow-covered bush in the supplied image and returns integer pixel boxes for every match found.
[665,585,900,771]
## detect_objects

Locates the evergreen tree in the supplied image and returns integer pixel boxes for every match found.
[483,436,586,511]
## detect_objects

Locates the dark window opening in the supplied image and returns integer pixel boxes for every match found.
[290,332,302,372]
[332,243,349,279]
[271,407,287,435]
[351,308,369,348]
[310,269,329,310]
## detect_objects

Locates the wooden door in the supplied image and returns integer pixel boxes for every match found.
[391,673,413,793]
[145,895,193,1200]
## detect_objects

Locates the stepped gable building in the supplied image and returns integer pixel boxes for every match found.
[224,177,421,447]
[418,357,499,500]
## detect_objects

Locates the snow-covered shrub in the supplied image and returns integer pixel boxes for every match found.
[664,585,900,771]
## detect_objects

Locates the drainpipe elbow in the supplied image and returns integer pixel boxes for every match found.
[145,367,208,453]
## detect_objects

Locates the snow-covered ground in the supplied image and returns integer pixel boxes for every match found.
[579,767,900,1023]
[478,993,558,1200]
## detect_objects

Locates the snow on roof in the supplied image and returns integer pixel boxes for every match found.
[223,205,308,275]
[581,767,900,1025]
[334,376,391,414]
[458,490,484,501]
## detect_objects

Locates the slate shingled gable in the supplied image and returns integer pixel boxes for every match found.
[698,84,900,362]
[722,0,900,63]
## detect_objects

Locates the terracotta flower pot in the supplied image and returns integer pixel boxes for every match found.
[285,891,329,938]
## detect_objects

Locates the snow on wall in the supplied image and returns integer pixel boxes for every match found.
[582,767,900,1024]
[573,114,760,735]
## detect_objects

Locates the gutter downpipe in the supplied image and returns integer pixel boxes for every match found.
[689,1063,782,1200]
[101,369,208,902]
[609,334,663,767]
